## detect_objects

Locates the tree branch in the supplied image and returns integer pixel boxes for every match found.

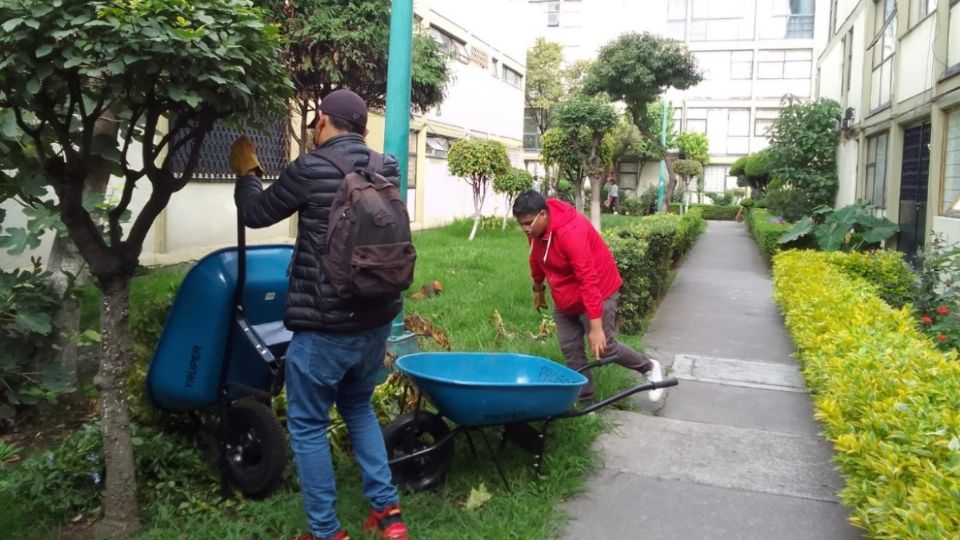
[168,114,215,192]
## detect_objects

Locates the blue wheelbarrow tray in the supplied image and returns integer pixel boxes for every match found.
[395,352,588,426]
[146,244,294,411]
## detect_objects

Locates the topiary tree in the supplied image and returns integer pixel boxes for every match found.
[673,159,703,213]
[447,139,511,241]
[584,32,701,130]
[493,167,534,229]
[0,1,290,535]
[666,132,709,208]
[743,150,773,197]
[550,96,618,230]
[540,127,583,204]
[766,97,842,218]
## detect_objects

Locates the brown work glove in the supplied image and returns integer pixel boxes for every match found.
[533,283,547,310]
[228,136,262,176]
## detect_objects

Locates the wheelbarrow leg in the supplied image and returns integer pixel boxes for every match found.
[480,428,512,493]
[217,399,231,498]
[465,430,480,459]
[502,422,547,477]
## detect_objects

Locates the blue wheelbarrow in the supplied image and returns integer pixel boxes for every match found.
[146,215,292,498]
[383,352,678,491]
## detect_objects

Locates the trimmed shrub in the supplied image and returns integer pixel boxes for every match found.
[747,209,792,260]
[821,251,914,308]
[773,250,960,538]
[692,204,739,221]
[603,210,706,332]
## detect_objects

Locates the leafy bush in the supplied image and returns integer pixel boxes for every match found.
[0,267,75,420]
[747,209,793,261]
[691,204,739,220]
[603,210,705,332]
[705,191,735,206]
[729,156,748,177]
[764,187,813,223]
[779,202,899,252]
[739,198,756,209]
[0,420,231,522]
[911,235,960,352]
[773,250,960,538]
[821,251,914,308]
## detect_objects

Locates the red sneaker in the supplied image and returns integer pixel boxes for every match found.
[363,505,409,540]
[293,531,350,540]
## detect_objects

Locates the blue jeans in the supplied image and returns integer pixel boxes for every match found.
[285,324,398,539]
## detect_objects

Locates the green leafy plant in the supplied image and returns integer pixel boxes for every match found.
[747,209,794,261]
[493,167,534,229]
[773,250,960,537]
[447,139,511,241]
[779,201,899,251]
[766,98,842,217]
[673,159,703,211]
[911,234,960,351]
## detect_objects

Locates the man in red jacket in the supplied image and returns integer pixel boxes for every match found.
[512,190,664,403]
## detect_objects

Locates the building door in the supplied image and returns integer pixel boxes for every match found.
[897,122,931,258]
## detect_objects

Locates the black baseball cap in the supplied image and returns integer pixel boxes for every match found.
[310,89,368,130]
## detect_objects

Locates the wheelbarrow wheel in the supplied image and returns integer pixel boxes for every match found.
[383,411,453,491]
[222,398,287,499]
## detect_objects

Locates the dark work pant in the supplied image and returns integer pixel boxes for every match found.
[554,291,652,398]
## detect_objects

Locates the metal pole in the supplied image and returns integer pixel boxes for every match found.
[657,101,668,213]
[384,0,419,359]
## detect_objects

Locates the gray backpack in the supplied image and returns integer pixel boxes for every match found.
[315,148,416,303]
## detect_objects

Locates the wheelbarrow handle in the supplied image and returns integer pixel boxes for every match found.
[552,377,680,420]
[575,353,621,374]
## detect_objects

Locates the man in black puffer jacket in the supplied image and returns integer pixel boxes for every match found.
[230,90,409,540]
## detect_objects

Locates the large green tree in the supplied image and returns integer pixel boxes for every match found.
[257,0,451,154]
[0,0,290,535]
[584,32,701,130]
[524,37,565,142]
[550,96,618,229]
[493,167,534,229]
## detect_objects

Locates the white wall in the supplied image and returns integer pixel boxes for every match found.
[819,40,845,102]
[950,3,960,67]
[836,139,860,207]
[897,15,937,102]
[933,216,960,246]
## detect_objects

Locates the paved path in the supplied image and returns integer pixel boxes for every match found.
[561,221,861,540]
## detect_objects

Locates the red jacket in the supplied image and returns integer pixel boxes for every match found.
[529,199,622,319]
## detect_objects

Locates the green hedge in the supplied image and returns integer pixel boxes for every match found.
[747,208,792,260]
[694,204,739,221]
[603,209,705,333]
[821,250,915,308]
[773,250,960,538]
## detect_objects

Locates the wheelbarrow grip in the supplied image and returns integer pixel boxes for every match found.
[553,377,680,420]
[575,353,621,374]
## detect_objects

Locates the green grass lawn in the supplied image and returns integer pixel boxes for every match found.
[9,216,651,540]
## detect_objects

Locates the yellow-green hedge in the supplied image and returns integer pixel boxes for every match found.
[773,250,960,538]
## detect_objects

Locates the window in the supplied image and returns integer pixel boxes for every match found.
[503,66,523,88]
[758,49,812,79]
[943,110,960,216]
[523,108,541,150]
[913,0,938,25]
[686,108,707,134]
[690,0,754,41]
[429,27,468,62]
[841,29,854,96]
[754,108,779,137]
[425,135,451,158]
[870,0,896,109]
[667,0,687,40]
[830,0,839,34]
[695,50,753,80]
[618,161,639,190]
[864,132,889,207]
[547,2,560,27]
[760,0,815,39]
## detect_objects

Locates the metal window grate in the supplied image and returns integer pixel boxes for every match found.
[168,115,290,182]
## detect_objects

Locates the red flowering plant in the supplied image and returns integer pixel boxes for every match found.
[911,234,960,352]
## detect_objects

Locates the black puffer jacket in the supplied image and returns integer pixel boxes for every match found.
[235,133,403,333]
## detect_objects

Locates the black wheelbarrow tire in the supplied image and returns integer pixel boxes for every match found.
[222,398,287,499]
[383,411,453,492]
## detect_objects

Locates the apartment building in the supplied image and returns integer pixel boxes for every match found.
[522,0,821,198]
[817,0,960,254]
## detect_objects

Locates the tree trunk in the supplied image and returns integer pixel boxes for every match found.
[574,179,584,212]
[94,276,142,539]
[48,111,119,382]
[469,180,484,241]
[588,176,602,231]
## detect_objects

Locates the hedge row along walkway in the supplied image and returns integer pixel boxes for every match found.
[562,221,861,539]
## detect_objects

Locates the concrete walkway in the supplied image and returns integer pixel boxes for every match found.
[561,221,861,540]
